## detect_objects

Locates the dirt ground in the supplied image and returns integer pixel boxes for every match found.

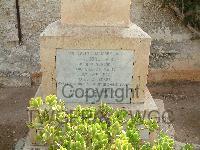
[148,81,200,145]
[0,81,199,149]
[0,87,38,150]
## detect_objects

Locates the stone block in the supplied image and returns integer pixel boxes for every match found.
[61,0,131,27]
[40,20,151,103]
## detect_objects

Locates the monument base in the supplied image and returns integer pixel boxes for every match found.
[40,20,151,103]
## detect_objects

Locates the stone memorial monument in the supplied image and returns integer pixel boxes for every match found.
[37,0,157,111]
[23,1,159,148]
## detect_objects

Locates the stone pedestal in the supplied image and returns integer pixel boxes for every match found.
[40,21,151,104]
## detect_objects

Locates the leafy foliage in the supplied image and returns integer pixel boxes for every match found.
[181,143,194,150]
[28,95,193,150]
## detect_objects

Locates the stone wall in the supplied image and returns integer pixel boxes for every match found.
[0,0,60,87]
[0,0,199,87]
[132,0,200,81]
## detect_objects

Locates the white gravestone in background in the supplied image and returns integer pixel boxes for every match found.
[56,49,134,104]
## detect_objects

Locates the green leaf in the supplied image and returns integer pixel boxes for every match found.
[181,143,194,150]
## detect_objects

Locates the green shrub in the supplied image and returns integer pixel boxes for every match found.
[28,95,193,150]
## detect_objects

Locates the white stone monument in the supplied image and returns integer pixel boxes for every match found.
[37,0,157,111]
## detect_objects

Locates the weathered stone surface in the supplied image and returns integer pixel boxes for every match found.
[0,46,31,87]
[0,67,31,87]
[61,0,131,26]
[56,49,134,103]
[0,0,60,87]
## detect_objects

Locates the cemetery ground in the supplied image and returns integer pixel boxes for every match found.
[0,81,199,149]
